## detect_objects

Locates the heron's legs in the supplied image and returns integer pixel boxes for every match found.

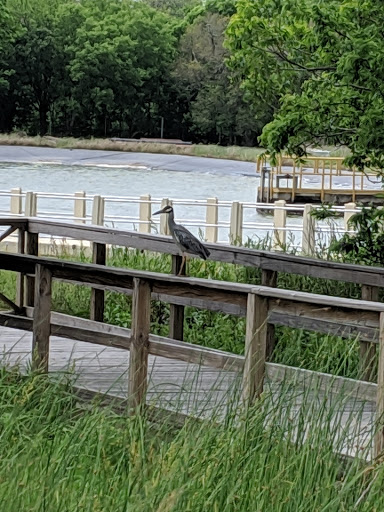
[177,254,187,276]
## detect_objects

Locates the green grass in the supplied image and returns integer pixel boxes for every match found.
[0,368,380,511]
[0,132,350,163]
[0,248,368,380]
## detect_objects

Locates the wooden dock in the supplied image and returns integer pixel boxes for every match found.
[0,325,375,458]
[0,217,384,460]
[257,156,382,205]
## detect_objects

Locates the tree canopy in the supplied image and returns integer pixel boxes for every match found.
[227,0,384,168]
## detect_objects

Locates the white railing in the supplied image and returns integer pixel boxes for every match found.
[0,188,360,253]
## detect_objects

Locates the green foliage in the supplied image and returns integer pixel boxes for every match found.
[0,368,381,510]
[331,206,384,266]
[227,0,384,169]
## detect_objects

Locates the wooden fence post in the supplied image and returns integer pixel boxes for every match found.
[90,243,106,322]
[139,194,152,233]
[205,197,218,243]
[169,255,185,341]
[74,191,86,224]
[241,292,268,407]
[128,278,151,412]
[92,195,105,226]
[25,230,38,307]
[25,191,37,217]
[229,201,243,245]
[160,198,172,235]
[375,312,384,457]
[32,264,52,372]
[360,285,379,382]
[10,188,22,215]
[344,202,356,231]
[302,204,315,256]
[16,228,25,309]
[273,200,286,249]
[90,195,105,321]
[261,269,277,359]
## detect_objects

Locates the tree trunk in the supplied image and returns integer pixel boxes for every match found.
[39,103,48,135]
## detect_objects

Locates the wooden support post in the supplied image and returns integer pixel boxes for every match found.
[375,312,384,457]
[344,202,356,231]
[259,167,266,203]
[360,285,379,382]
[128,278,151,412]
[90,243,106,322]
[229,201,243,245]
[74,191,86,224]
[92,195,105,226]
[302,204,315,256]
[139,194,152,233]
[241,292,268,407]
[205,197,218,243]
[10,187,22,215]
[32,264,52,372]
[160,198,172,235]
[90,195,106,321]
[273,200,286,250]
[25,231,38,307]
[16,228,25,309]
[25,191,37,217]
[261,269,277,359]
[169,255,185,341]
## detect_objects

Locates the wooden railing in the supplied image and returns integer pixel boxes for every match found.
[0,187,365,250]
[1,215,384,378]
[1,217,384,456]
[256,156,381,203]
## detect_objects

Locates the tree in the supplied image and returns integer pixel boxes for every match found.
[174,10,263,144]
[227,0,384,168]
[67,0,177,137]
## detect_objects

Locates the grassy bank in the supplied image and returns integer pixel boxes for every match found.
[0,248,365,380]
[0,133,351,162]
[0,133,265,162]
[0,368,379,511]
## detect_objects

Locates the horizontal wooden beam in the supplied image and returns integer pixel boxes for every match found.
[0,219,28,229]
[0,311,376,402]
[266,363,377,403]
[24,309,244,371]
[21,217,384,286]
[2,252,384,315]
[260,288,384,313]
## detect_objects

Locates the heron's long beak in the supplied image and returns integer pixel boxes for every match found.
[153,208,166,215]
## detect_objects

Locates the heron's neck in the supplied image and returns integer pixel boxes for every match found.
[168,209,176,229]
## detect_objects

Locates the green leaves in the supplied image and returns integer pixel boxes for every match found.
[227,0,384,169]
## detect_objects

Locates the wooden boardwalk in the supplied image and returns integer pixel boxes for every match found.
[0,325,375,459]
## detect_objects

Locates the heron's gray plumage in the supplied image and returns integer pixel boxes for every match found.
[153,206,210,260]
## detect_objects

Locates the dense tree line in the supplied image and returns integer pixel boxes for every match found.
[0,0,264,145]
[1,0,381,162]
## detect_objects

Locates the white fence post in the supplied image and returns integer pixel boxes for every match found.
[160,198,172,235]
[92,195,105,226]
[229,201,243,245]
[139,194,152,233]
[344,202,356,231]
[302,204,315,256]
[273,200,286,250]
[205,197,218,243]
[10,187,22,215]
[25,192,37,217]
[74,191,86,224]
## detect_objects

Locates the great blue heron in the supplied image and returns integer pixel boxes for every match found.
[153,205,210,275]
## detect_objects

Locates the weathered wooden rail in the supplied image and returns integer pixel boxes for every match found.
[1,217,384,456]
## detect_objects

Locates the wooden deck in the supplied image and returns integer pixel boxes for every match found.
[0,325,375,459]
